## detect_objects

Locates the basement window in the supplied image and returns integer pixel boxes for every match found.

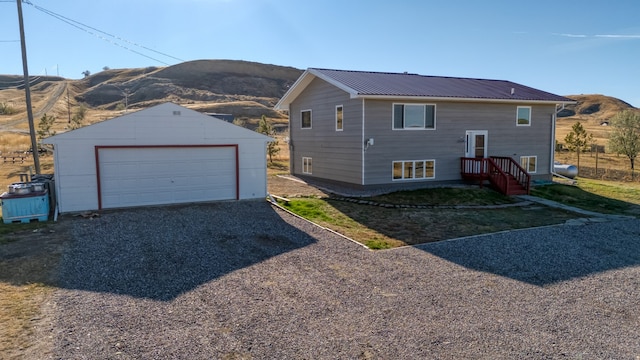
[520,155,537,173]
[302,157,312,174]
[392,160,435,180]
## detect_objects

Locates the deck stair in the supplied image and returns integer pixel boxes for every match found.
[461,156,530,195]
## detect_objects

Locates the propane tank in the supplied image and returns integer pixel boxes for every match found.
[554,163,578,179]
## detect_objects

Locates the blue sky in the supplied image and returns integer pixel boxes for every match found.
[2,0,639,106]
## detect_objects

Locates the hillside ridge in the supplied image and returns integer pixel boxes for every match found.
[0,60,303,132]
[1,60,637,134]
[559,94,635,122]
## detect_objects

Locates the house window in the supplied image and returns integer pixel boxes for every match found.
[517,106,531,126]
[336,105,343,131]
[393,104,436,130]
[302,157,312,174]
[520,155,537,173]
[392,160,435,180]
[301,109,312,129]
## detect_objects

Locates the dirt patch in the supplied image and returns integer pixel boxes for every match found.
[267,174,330,198]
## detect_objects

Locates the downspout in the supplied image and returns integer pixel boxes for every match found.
[361,99,366,185]
[289,108,293,175]
[550,104,564,175]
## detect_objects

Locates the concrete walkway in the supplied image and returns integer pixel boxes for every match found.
[517,194,635,224]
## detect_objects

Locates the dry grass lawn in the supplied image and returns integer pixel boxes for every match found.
[0,223,68,359]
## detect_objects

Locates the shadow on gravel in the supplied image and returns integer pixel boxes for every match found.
[418,220,640,286]
[55,201,315,301]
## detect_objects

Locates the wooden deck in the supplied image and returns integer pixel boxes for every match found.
[461,157,530,195]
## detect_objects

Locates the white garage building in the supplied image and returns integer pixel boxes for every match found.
[42,102,273,213]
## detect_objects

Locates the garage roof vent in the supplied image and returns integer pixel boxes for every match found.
[173,111,181,116]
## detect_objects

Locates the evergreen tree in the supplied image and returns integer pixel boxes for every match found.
[257,115,280,163]
[37,113,56,142]
[564,121,593,172]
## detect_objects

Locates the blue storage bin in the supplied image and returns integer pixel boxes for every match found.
[1,190,49,224]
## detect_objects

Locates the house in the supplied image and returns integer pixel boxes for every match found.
[275,68,575,194]
[42,102,272,213]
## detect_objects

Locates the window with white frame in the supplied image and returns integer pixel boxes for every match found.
[392,160,435,180]
[302,157,312,174]
[301,109,312,129]
[520,155,537,173]
[336,105,343,131]
[393,104,436,130]
[516,106,531,126]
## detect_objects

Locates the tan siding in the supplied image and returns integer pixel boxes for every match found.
[289,78,363,184]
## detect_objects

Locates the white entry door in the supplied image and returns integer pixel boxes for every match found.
[465,130,488,158]
[464,130,488,174]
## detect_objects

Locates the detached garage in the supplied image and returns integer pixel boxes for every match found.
[42,102,273,213]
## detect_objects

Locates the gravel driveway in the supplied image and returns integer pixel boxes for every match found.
[37,200,640,359]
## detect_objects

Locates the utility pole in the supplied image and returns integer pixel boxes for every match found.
[16,0,41,174]
[67,84,71,123]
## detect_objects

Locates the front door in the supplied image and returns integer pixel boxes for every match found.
[464,130,488,174]
[465,130,488,158]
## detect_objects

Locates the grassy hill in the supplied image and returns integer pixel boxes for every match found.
[1,61,638,151]
[556,94,637,147]
[0,59,303,135]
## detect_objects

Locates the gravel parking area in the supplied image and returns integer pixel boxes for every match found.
[36,200,640,359]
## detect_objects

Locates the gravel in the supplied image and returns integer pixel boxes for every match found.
[37,200,640,359]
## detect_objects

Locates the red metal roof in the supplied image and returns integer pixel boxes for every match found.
[309,68,574,103]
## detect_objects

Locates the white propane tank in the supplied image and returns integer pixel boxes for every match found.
[554,163,578,179]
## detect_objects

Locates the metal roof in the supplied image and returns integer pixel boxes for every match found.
[275,68,575,110]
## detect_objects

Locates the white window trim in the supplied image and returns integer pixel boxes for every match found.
[301,109,312,129]
[335,105,344,131]
[392,160,436,181]
[392,103,437,130]
[516,106,532,127]
[302,157,312,174]
[520,155,537,173]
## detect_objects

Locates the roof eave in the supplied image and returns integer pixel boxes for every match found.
[274,70,314,111]
[274,68,359,111]
[355,94,576,105]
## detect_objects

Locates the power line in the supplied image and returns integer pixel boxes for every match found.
[0,76,41,87]
[23,1,185,66]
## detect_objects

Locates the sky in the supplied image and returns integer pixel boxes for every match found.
[1,0,639,106]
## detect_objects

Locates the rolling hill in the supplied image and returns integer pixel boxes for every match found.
[0,59,303,133]
[1,60,637,139]
[556,94,637,147]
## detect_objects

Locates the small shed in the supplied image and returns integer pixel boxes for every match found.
[42,102,272,213]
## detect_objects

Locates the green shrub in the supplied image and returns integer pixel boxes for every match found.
[0,102,17,115]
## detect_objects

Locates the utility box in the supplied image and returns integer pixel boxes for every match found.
[1,183,50,224]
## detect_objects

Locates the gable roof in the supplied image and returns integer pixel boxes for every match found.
[275,68,575,110]
[43,102,272,144]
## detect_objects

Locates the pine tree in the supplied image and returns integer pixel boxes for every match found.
[257,115,280,163]
[37,113,56,142]
[564,121,593,172]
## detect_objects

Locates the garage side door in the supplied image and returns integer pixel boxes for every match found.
[98,146,237,209]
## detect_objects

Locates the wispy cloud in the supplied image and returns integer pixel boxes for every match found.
[557,33,588,38]
[595,34,640,39]
[555,33,640,39]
